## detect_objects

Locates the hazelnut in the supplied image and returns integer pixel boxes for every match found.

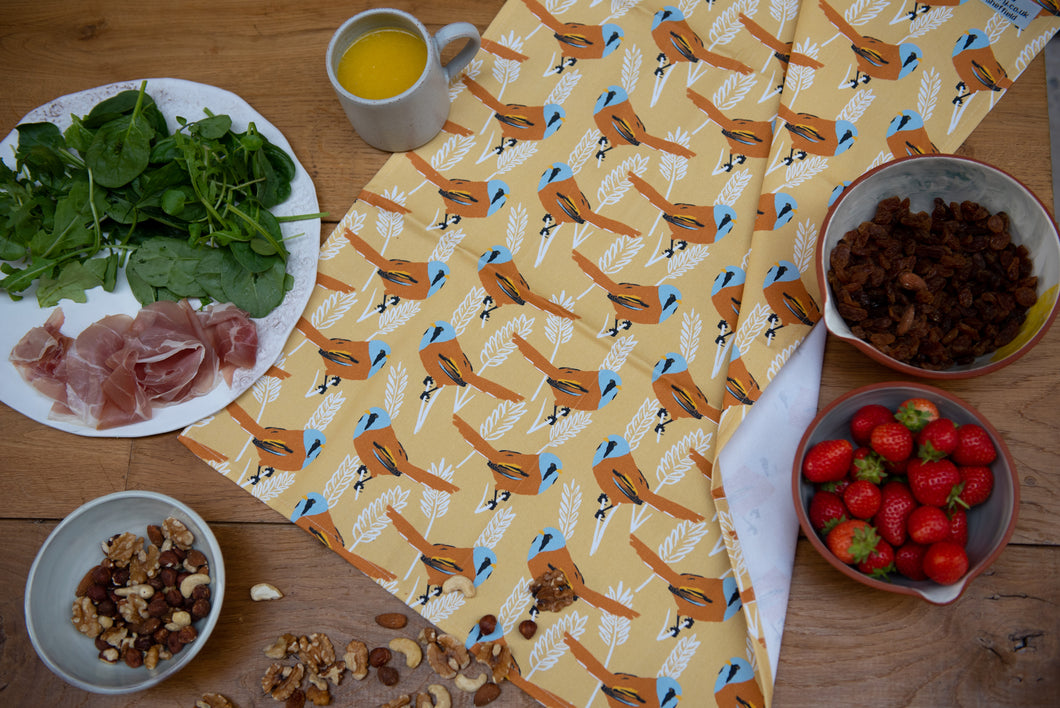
[147,596,169,618]
[164,588,184,607]
[96,599,117,618]
[86,584,108,603]
[124,647,144,668]
[191,598,211,620]
[518,620,537,639]
[369,647,392,667]
[478,614,497,636]
[159,550,180,568]
[146,524,165,547]
[153,627,170,644]
[377,666,400,686]
[91,565,111,585]
[110,567,130,587]
[94,637,110,652]
[160,567,178,586]
[167,632,184,654]
[185,549,207,569]
[177,625,198,645]
[134,635,154,652]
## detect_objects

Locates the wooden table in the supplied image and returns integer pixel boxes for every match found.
[1,2,1056,706]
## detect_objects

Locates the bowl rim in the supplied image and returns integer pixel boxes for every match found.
[23,490,224,694]
[791,380,1020,604]
[816,153,1060,379]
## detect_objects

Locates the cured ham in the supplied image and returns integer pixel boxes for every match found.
[9,300,258,430]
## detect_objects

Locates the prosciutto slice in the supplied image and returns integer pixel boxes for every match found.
[9,300,258,430]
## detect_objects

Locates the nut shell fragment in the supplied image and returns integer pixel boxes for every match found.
[251,582,285,601]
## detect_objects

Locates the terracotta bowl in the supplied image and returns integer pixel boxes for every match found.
[817,154,1060,378]
[792,382,1018,604]
[24,491,224,693]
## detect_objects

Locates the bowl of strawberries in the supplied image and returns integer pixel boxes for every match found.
[792,381,1019,604]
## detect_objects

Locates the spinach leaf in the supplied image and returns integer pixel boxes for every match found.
[86,114,153,188]
[222,256,287,318]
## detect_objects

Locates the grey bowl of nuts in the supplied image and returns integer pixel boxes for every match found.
[818,154,1060,378]
[24,490,224,694]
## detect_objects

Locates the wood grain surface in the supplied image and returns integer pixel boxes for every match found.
[1,2,1057,707]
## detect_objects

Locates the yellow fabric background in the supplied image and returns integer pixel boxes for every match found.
[182,1,1060,706]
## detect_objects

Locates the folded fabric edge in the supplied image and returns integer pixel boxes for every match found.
[715,322,826,696]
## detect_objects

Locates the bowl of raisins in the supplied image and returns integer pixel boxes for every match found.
[819,154,1060,378]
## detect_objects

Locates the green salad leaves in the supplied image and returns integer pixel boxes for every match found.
[0,81,322,317]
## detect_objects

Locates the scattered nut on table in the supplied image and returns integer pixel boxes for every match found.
[345,639,369,680]
[454,672,488,692]
[196,693,235,708]
[250,582,285,601]
[473,682,502,706]
[375,612,408,629]
[518,620,537,639]
[389,637,422,668]
[427,684,452,708]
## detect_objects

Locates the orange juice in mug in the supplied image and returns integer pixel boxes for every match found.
[335,27,428,100]
[326,8,481,152]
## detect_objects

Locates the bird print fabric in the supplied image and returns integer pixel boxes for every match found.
[180,2,1060,707]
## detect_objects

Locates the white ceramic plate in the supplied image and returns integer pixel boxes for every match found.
[0,78,320,437]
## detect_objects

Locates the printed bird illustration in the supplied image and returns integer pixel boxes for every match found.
[527,528,640,618]
[650,6,753,77]
[418,321,524,402]
[537,162,640,238]
[1031,0,1059,17]
[406,151,509,228]
[627,171,735,256]
[689,447,713,482]
[386,505,496,604]
[356,188,411,215]
[225,402,325,485]
[739,13,824,72]
[819,0,921,87]
[951,29,1012,105]
[687,88,773,170]
[315,272,357,294]
[592,85,695,161]
[352,407,460,494]
[902,0,968,21]
[521,0,624,73]
[723,345,762,407]
[755,191,798,231]
[512,333,622,423]
[452,414,562,508]
[886,109,938,157]
[295,317,389,394]
[591,435,705,522]
[712,266,744,344]
[572,248,681,335]
[714,657,765,708]
[476,245,579,321]
[651,352,720,432]
[630,534,741,635]
[564,633,680,708]
[343,228,448,311]
[763,260,821,341]
[462,76,564,152]
[776,103,857,163]
[291,493,396,582]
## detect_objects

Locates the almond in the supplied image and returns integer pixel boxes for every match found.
[374,612,408,629]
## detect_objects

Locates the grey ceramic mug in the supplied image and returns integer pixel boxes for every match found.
[326,8,480,152]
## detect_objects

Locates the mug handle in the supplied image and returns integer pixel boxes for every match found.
[433,22,481,83]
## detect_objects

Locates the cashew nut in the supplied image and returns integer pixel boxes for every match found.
[427,684,452,708]
[441,575,476,598]
[454,672,488,693]
[165,610,192,631]
[389,636,423,668]
[114,584,155,599]
[250,582,284,601]
[179,573,211,598]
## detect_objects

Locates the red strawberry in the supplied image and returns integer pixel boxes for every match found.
[802,439,854,483]
[948,508,968,547]
[952,424,997,466]
[895,397,939,432]
[843,480,882,520]
[856,537,895,578]
[808,490,848,533]
[820,477,851,497]
[850,404,894,446]
[907,505,951,545]
[907,458,961,507]
[894,542,928,580]
[923,541,968,585]
[957,466,994,507]
[870,422,914,463]
[849,447,886,483]
[825,519,875,565]
[916,418,958,461]
[873,480,917,547]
